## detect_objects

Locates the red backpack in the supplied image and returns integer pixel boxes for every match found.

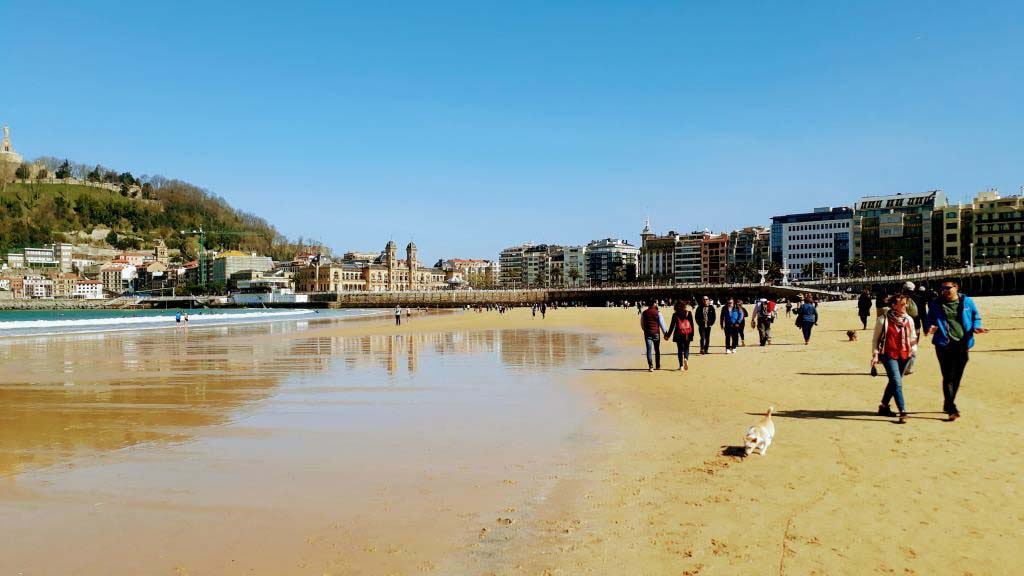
[676,315,693,336]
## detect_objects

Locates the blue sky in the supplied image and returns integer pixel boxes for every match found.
[4,1,1022,263]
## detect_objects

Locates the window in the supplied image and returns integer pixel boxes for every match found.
[946,233,957,242]
[946,222,957,229]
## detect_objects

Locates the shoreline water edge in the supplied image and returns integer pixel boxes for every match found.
[0,297,1021,574]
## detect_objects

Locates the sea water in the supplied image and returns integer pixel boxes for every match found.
[0,308,381,337]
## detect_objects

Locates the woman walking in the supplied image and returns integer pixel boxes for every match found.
[871,295,918,423]
[664,301,695,371]
[795,294,818,344]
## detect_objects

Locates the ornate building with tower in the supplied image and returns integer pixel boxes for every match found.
[296,241,448,293]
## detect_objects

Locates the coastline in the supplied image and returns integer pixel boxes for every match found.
[1,299,1021,574]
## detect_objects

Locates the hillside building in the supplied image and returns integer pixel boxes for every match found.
[586,238,638,285]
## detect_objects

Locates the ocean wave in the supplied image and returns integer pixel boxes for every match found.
[0,310,315,332]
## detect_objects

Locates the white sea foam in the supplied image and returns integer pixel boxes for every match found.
[0,310,317,335]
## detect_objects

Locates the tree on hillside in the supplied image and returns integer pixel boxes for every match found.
[103,170,118,184]
[87,165,103,182]
[106,230,119,246]
[55,159,72,179]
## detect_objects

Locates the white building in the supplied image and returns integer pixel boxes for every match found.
[23,276,55,299]
[6,243,74,272]
[74,279,105,300]
[771,207,854,281]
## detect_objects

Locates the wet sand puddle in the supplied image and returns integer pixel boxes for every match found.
[0,322,604,575]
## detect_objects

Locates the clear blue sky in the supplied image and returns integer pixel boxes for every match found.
[4,1,1022,264]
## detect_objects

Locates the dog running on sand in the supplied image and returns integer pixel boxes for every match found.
[846,330,858,341]
[744,407,775,457]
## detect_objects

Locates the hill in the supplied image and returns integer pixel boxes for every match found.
[0,178,310,261]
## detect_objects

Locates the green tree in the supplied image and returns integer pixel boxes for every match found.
[801,261,825,279]
[15,163,31,179]
[55,159,72,179]
[106,230,119,246]
[567,266,581,286]
[36,167,48,180]
[87,165,103,182]
[849,258,867,277]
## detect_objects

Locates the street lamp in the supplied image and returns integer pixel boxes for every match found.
[899,256,903,277]
[970,242,975,269]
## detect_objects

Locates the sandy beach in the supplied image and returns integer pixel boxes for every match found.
[1,298,1022,575]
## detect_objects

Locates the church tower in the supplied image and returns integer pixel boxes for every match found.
[385,240,398,291]
[406,242,417,290]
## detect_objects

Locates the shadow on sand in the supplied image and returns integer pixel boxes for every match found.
[721,446,747,458]
[797,371,869,376]
[579,368,654,372]
[973,348,1024,353]
[754,409,949,422]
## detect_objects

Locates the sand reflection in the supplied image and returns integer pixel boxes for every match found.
[0,326,599,477]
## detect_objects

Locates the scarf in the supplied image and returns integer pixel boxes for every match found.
[883,309,914,359]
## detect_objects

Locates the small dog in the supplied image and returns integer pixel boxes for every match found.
[744,407,775,457]
[846,330,858,341]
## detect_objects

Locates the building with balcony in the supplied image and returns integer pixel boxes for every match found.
[853,190,946,273]
[701,233,729,283]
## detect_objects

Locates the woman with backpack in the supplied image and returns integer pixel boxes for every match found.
[664,301,695,371]
[871,294,918,424]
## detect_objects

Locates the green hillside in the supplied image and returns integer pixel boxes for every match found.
[0,180,303,260]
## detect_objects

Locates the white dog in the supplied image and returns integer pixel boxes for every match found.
[744,407,775,456]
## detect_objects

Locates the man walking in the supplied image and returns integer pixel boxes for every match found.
[695,295,717,355]
[753,298,776,346]
[720,298,743,354]
[395,305,402,326]
[857,287,873,330]
[925,279,987,421]
[641,300,667,371]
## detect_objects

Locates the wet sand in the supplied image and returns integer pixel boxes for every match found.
[2,298,1022,575]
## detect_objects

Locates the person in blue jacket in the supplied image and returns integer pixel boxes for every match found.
[795,293,818,344]
[925,279,988,421]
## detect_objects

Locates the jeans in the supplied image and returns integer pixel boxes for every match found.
[800,322,813,342]
[936,340,970,414]
[698,326,712,354]
[859,312,869,330]
[738,323,746,344]
[674,339,690,367]
[879,354,909,412]
[395,315,401,326]
[757,320,773,346]
[644,334,661,369]
[724,326,739,351]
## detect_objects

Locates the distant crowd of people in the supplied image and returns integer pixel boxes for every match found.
[638,293,820,372]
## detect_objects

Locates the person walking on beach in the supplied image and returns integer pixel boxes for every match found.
[857,287,873,330]
[394,305,402,326]
[540,303,547,319]
[720,298,743,354]
[872,294,918,424]
[753,298,776,346]
[785,300,793,317]
[175,311,182,327]
[795,294,818,344]
[925,279,987,421]
[695,296,716,355]
[664,301,695,371]
[531,304,537,318]
[736,299,749,346]
[641,300,667,371]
